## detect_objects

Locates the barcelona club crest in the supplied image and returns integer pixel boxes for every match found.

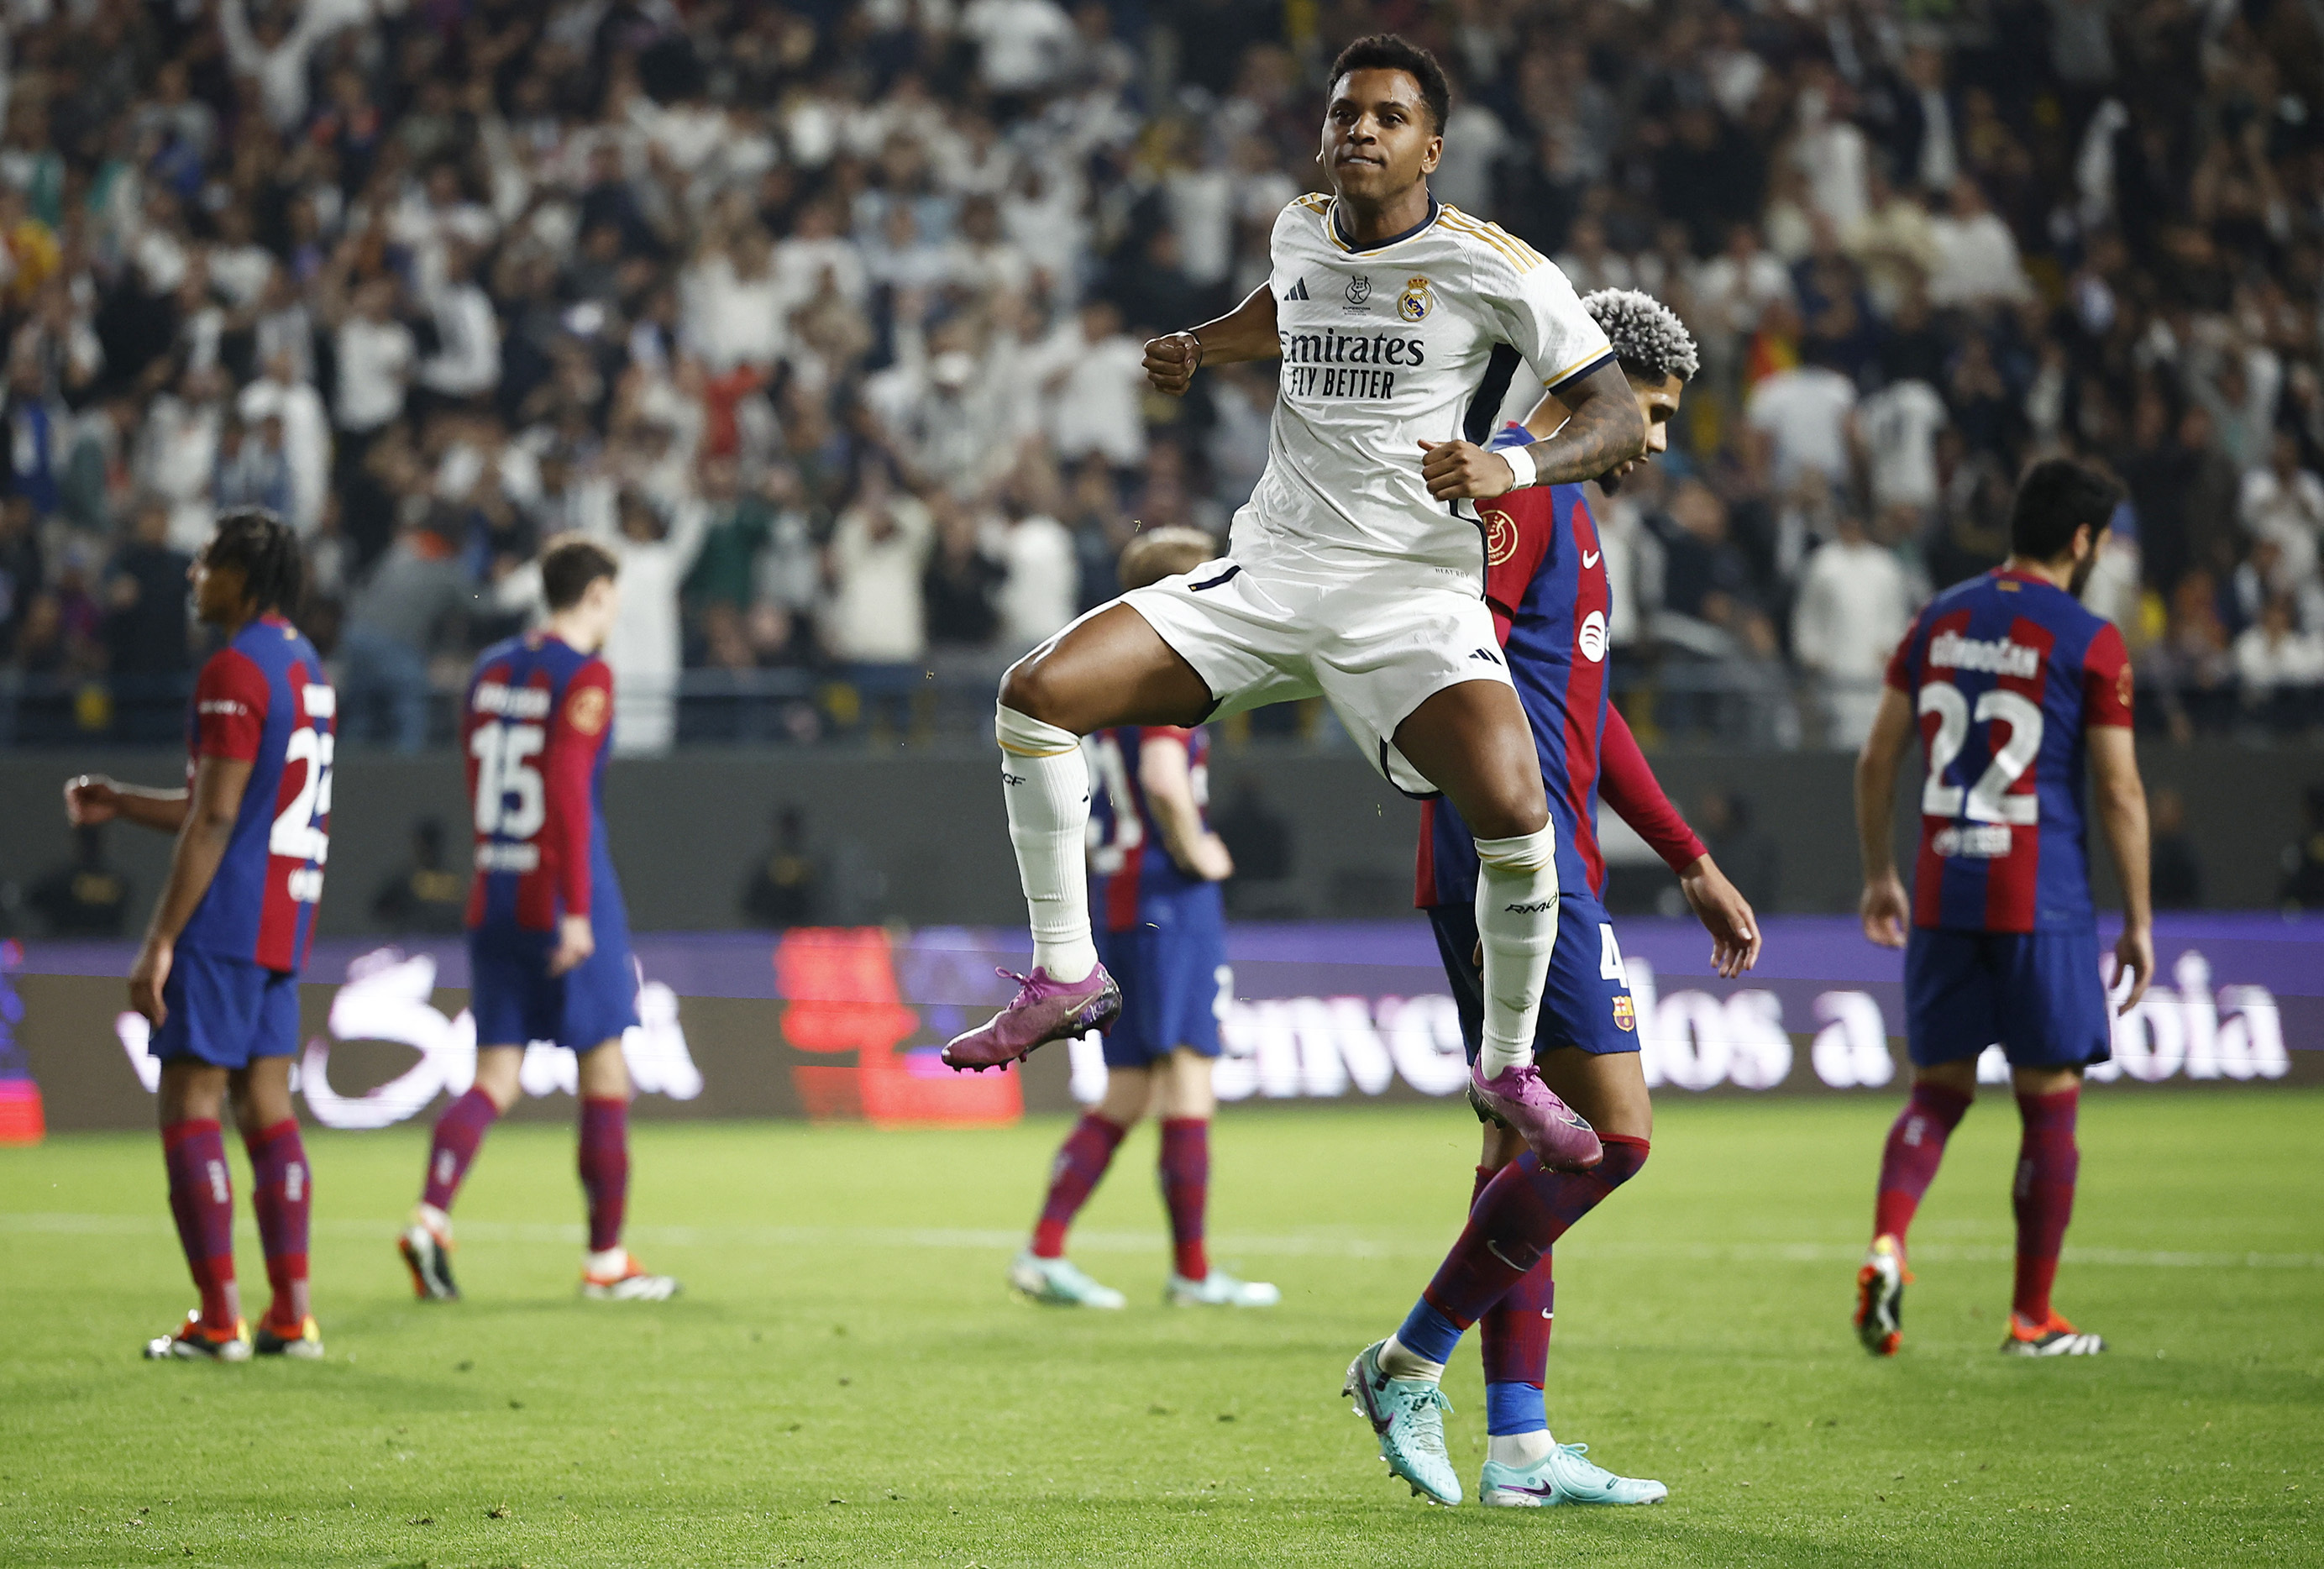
[1398,276,1433,322]
[1612,994,1637,1033]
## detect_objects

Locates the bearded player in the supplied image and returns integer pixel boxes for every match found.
[397,536,678,1304]
[1010,527,1278,1313]
[1853,458,2150,1358]
[65,510,333,1362]
[1346,292,1760,1506]
[944,34,1649,1183]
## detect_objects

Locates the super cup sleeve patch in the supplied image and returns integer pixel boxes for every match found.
[1482,506,1519,567]
[2117,664,2133,710]
[566,685,610,736]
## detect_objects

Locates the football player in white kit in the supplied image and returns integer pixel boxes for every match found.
[943,34,1648,1170]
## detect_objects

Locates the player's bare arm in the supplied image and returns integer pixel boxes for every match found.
[549,913,595,978]
[65,774,191,833]
[1136,734,1234,883]
[1420,359,1647,501]
[1676,856,1760,979]
[1854,685,1917,950]
[2087,724,2154,1012]
[129,754,254,1026]
[1143,286,1279,396]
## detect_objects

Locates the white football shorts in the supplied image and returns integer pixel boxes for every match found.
[1119,555,1513,796]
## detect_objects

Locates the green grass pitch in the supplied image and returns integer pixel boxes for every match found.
[2,1091,2319,1567]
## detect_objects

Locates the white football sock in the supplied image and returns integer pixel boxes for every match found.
[1487,1430,1558,1467]
[586,1246,628,1277]
[996,704,1098,984]
[1474,824,1560,1077]
[1377,1335,1446,1383]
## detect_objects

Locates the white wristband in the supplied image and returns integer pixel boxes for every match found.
[1499,443,1538,491]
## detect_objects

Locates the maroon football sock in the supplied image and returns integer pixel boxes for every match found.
[1474,1163,1555,1398]
[1419,1135,1650,1328]
[2011,1086,2080,1322]
[1158,1118,1209,1280]
[1031,1112,1126,1258]
[578,1097,630,1254]
[421,1087,501,1213]
[1872,1082,1972,1251]
[162,1120,238,1331]
[243,1119,311,1330]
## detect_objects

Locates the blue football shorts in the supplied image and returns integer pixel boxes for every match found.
[467,926,640,1052]
[149,948,302,1069]
[1429,885,1641,1088]
[1903,925,2112,1070]
[1093,881,1227,1069]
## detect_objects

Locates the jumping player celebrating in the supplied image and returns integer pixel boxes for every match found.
[945,34,1648,1179]
[1346,292,1760,1507]
[1853,458,2152,1358]
[1010,527,1278,1313]
[65,510,333,1362]
[398,536,678,1304]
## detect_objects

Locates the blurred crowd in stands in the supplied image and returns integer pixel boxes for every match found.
[0,0,2321,753]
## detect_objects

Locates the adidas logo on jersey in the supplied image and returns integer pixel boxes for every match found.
[1283,277,1310,302]
[1468,648,1503,665]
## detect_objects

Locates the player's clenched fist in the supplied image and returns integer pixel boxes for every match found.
[1142,331,1204,396]
[65,773,122,825]
[1417,438,1518,501]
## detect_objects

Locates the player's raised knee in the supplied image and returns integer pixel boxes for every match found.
[1466,775,1550,844]
[997,653,1070,731]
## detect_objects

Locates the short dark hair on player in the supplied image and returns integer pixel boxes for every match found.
[540,533,620,611]
[1328,34,1451,135]
[1118,527,1216,592]
[1584,289,1700,384]
[204,508,303,615]
[2010,459,2123,561]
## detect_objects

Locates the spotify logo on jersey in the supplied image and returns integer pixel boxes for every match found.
[1578,610,1608,663]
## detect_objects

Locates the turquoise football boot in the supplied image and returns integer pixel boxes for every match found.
[1343,1341,1461,1505]
[1480,1441,1668,1507]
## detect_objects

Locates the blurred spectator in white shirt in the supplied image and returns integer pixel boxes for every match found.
[684,226,787,374]
[824,470,934,665]
[333,277,415,436]
[1858,378,1949,514]
[1031,301,1147,470]
[959,0,1078,97]
[2239,432,2324,604]
[1927,177,2033,309]
[1745,349,1859,488]
[994,500,1078,654]
[135,364,226,552]
[594,488,708,757]
[1792,512,1917,748]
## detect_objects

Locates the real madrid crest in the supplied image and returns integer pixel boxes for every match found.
[1482,506,1518,567]
[1398,275,1433,322]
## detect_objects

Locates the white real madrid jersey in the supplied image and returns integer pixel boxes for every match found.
[1231,194,1614,590]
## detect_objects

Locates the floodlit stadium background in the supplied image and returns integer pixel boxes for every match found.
[2,0,2322,1131]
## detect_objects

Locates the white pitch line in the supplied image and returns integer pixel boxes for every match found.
[2,1210,2318,1271]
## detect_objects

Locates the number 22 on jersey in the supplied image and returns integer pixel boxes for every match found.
[269,683,335,903]
[1918,682,2042,828]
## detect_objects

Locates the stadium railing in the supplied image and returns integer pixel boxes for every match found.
[3,664,2319,753]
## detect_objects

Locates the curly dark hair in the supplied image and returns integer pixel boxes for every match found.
[1327,34,1451,136]
[204,508,303,617]
[1583,288,1701,385]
